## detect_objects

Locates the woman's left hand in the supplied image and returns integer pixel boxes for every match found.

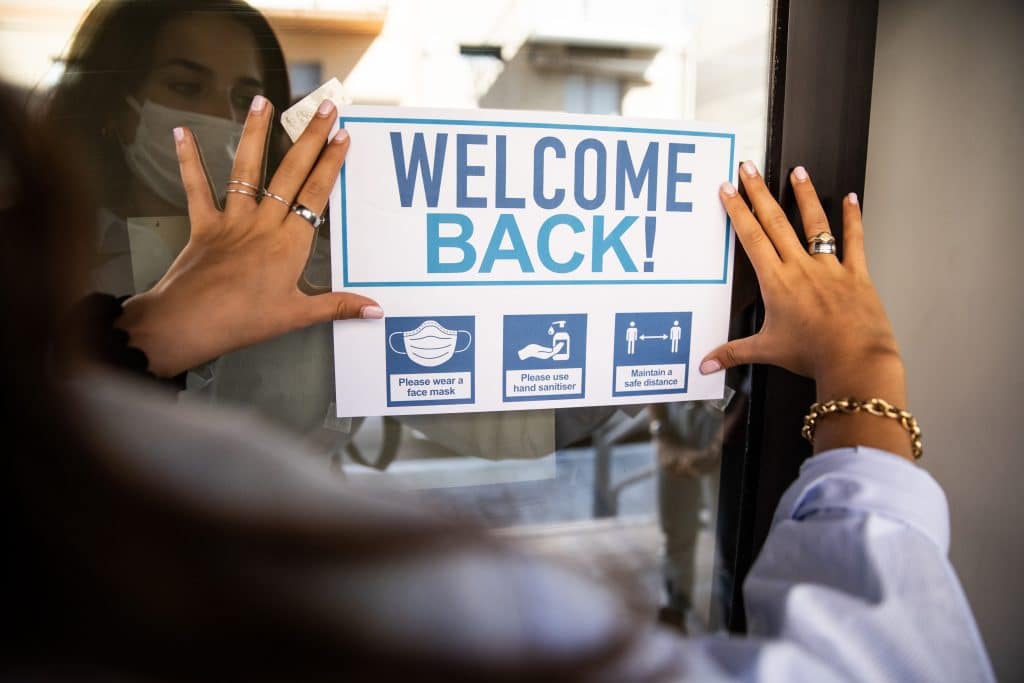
[118,95,382,378]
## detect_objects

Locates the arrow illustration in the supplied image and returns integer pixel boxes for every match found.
[639,334,668,341]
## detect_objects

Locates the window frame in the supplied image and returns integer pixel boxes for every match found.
[713,0,881,632]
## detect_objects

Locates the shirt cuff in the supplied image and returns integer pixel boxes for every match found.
[772,446,950,554]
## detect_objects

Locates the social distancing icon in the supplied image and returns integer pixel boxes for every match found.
[612,312,691,396]
[623,318,685,355]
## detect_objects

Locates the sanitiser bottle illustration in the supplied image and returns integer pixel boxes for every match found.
[549,320,571,361]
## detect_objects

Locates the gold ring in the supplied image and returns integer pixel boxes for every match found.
[260,188,292,207]
[807,232,837,255]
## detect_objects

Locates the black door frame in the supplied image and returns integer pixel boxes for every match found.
[714,0,880,632]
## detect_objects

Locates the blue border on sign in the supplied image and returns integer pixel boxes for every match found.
[338,115,735,287]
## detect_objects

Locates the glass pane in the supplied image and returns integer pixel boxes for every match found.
[6,0,769,633]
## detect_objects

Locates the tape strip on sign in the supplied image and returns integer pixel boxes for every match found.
[330,105,738,417]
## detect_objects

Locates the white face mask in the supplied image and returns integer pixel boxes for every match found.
[121,97,243,209]
[389,320,473,368]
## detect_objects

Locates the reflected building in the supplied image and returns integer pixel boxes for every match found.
[1,0,767,163]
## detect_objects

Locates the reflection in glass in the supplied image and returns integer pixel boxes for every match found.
[9,0,769,634]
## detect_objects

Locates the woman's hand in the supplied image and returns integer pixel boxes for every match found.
[700,161,912,460]
[118,95,381,378]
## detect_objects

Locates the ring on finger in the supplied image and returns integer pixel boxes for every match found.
[227,179,260,191]
[807,232,837,255]
[225,187,259,199]
[290,202,324,229]
[260,188,292,207]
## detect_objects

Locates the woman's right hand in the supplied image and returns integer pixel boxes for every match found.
[699,161,912,460]
[119,95,382,378]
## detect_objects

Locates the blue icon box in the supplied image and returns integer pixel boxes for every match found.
[502,314,587,401]
[611,312,691,397]
[385,315,475,407]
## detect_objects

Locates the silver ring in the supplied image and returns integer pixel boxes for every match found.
[289,202,324,229]
[227,179,260,191]
[260,188,292,207]
[807,232,837,255]
[225,187,259,198]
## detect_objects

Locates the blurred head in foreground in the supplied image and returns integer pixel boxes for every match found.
[0,81,640,680]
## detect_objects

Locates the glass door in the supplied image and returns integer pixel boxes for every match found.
[6,0,858,635]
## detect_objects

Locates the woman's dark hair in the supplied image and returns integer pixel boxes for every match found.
[45,0,290,212]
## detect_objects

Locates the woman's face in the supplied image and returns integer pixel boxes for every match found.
[118,12,265,139]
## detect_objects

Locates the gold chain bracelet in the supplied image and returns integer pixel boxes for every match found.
[801,397,923,460]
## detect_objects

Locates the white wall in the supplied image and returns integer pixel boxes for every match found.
[864,1,1024,679]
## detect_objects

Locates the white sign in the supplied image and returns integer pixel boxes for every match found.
[330,106,737,417]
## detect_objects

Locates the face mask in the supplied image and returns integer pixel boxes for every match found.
[389,320,473,368]
[121,97,243,209]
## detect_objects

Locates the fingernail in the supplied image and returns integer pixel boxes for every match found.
[793,165,808,182]
[720,181,737,197]
[700,359,722,375]
[847,192,859,205]
[360,305,384,319]
[250,95,267,113]
[317,99,335,117]
[741,160,759,178]
[172,127,184,142]
[331,129,349,144]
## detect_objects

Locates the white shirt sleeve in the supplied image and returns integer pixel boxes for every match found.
[454,446,998,682]
[697,446,995,682]
[75,380,997,680]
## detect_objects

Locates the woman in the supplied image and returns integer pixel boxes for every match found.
[46,0,364,441]
[45,0,570,461]
[1,78,994,679]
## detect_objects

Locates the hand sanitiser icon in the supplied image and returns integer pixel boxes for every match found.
[518,320,573,361]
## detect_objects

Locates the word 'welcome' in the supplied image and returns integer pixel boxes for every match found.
[388,132,697,275]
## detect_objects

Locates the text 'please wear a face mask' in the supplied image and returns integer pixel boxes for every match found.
[121,97,243,210]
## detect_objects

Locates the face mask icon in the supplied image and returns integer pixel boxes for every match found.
[388,320,473,368]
